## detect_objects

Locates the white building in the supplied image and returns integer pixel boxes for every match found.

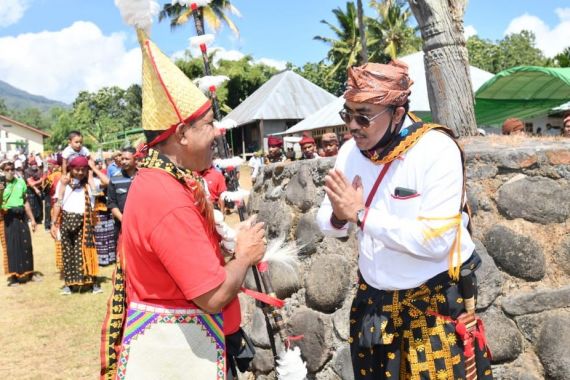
[0,114,51,155]
[222,70,336,156]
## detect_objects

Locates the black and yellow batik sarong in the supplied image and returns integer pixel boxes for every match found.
[349,254,493,380]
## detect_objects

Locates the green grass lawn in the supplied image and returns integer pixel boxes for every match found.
[0,226,115,379]
[0,166,251,379]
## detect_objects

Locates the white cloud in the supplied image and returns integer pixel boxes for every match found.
[0,21,141,103]
[211,47,245,64]
[464,25,477,39]
[504,8,570,57]
[0,0,29,27]
[556,7,570,21]
[255,57,287,71]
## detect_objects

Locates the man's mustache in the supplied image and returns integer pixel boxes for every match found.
[350,130,366,138]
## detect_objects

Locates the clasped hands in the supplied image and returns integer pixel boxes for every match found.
[324,169,365,224]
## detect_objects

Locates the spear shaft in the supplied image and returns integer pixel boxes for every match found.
[190,5,282,365]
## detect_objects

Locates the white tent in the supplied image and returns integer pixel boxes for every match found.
[282,51,494,135]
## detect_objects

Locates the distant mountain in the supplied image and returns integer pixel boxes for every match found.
[0,80,68,113]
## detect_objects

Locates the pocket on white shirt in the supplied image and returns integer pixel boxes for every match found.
[388,193,421,219]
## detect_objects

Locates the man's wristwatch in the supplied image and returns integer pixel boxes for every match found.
[356,208,366,228]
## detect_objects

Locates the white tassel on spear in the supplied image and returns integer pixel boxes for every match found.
[195,75,230,93]
[211,212,308,379]
[276,346,308,380]
[214,156,244,169]
[258,237,308,380]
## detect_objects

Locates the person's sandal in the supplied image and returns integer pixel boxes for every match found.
[60,286,72,295]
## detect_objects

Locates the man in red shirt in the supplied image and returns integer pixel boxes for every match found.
[201,165,227,213]
[101,29,265,380]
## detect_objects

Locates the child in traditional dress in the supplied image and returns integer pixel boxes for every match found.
[50,156,108,295]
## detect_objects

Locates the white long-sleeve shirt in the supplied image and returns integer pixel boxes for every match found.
[316,126,475,290]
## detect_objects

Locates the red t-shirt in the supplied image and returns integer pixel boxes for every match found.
[121,168,241,335]
[201,167,227,203]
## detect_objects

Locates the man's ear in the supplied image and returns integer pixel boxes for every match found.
[393,106,406,125]
[176,123,190,146]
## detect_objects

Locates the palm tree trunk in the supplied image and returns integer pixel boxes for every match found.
[357,0,368,63]
[408,0,477,136]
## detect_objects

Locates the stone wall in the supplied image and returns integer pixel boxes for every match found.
[242,136,570,380]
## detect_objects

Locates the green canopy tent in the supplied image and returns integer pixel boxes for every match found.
[474,66,570,126]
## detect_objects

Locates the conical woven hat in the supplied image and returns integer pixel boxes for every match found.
[138,30,210,137]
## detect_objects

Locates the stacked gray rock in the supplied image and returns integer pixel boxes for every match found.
[244,138,570,379]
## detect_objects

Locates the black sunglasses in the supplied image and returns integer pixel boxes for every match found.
[339,108,392,128]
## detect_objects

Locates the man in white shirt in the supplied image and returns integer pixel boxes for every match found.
[316,61,492,379]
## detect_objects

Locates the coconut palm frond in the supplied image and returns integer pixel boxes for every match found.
[202,6,222,30]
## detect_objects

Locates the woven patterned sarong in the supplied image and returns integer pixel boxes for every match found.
[116,301,225,380]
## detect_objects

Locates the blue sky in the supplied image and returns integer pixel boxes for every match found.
[1,0,569,103]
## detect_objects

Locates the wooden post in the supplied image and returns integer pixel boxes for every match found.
[408,0,478,136]
[259,119,265,153]
[241,126,246,160]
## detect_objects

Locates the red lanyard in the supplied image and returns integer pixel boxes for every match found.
[361,161,393,229]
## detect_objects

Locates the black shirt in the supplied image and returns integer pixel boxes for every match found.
[106,170,136,214]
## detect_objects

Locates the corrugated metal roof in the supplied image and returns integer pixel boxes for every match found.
[277,96,344,135]
[281,51,494,135]
[223,70,336,126]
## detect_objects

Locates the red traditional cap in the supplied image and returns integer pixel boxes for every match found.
[502,118,524,135]
[267,136,283,147]
[68,156,89,168]
[299,136,315,146]
[345,60,413,106]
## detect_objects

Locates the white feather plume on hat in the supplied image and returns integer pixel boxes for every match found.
[115,0,160,33]
[172,0,212,6]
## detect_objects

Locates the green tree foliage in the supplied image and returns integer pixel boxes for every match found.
[46,108,76,150]
[467,30,548,73]
[175,54,278,112]
[159,0,241,35]
[0,98,9,116]
[314,1,421,79]
[314,2,362,78]
[46,85,142,150]
[8,107,52,130]
[217,57,278,110]
[554,47,570,68]
[367,0,421,60]
[293,62,346,96]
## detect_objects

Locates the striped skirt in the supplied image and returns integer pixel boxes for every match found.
[95,211,116,266]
